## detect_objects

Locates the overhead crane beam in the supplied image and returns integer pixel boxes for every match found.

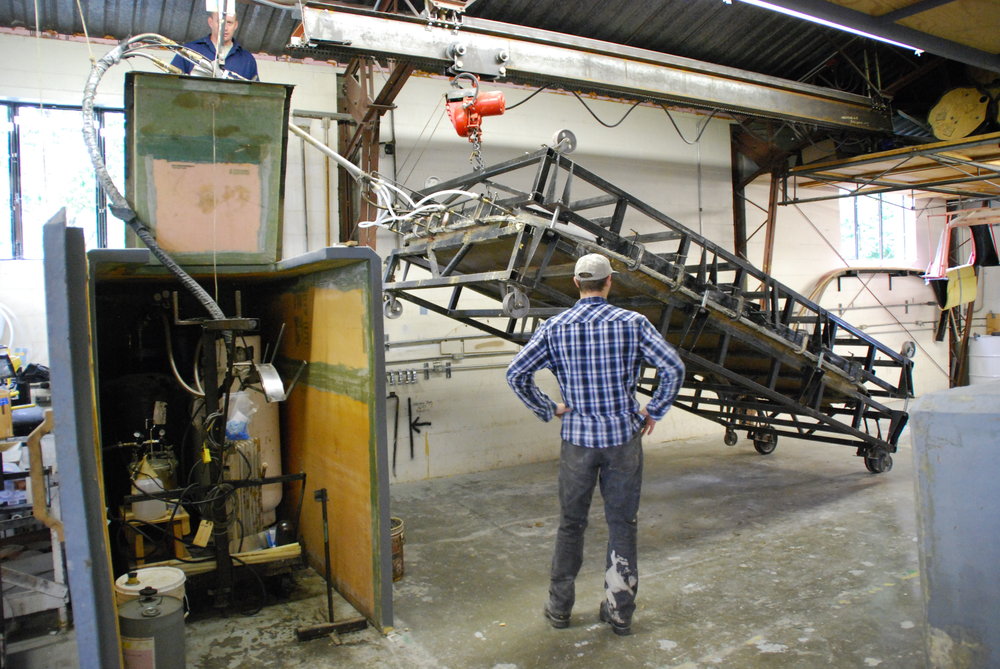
[291,3,892,133]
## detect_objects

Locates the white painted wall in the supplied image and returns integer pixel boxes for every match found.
[0,30,980,484]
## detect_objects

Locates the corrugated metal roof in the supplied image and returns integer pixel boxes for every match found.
[0,0,960,139]
[0,1,300,56]
[0,1,923,90]
[463,0,922,97]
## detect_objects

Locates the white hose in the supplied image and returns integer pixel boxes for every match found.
[161,312,204,397]
[81,36,229,322]
[288,122,364,180]
[0,303,16,350]
[413,189,481,207]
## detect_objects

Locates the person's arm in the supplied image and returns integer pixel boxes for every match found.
[637,317,685,433]
[506,327,559,422]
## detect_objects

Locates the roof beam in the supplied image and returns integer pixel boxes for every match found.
[743,0,1000,73]
[879,0,955,23]
[292,4,891,133]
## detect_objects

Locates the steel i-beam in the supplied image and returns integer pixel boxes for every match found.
[292,4,891,133]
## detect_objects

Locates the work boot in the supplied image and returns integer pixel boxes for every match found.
[543,605,570,629]
[599,600,631,636]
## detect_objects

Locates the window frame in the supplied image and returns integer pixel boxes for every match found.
[1,100,124,260]
[840,190,915,263]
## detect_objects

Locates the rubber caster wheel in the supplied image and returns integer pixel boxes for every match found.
[753,431,777,455]
[865,451,893,474]
[723,429,738,446]
[502,289,530,318]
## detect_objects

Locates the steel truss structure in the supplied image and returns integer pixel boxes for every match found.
[383,148,914,472]
[783,131,1000,204]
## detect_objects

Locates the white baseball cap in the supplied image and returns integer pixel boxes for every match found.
[574,253,616,280]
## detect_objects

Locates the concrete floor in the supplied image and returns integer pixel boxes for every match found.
[8,433,927,668]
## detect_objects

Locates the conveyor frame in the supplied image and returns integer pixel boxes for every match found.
[383,148,913,472]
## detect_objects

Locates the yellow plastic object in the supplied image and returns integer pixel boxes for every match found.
[944,264,978,310]
[929,87,988,140]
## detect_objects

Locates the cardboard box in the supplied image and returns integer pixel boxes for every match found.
[0,388,12,439]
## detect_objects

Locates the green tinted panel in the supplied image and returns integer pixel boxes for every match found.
[125,72,293,265]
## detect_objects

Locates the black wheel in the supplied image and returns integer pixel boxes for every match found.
[723,429,738,446]
[865,451,893,474]
[753,431,777,455]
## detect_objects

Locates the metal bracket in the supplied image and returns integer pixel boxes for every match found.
[446,41,509,79]
[626,238,645,270]
[170,291,257,331]
[426,0,468,30]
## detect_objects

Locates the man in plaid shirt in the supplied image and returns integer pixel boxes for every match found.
[507,253,685,636]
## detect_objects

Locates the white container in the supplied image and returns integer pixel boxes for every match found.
[114,566,187,606]
[228,390,282,525]
[131,476,167,521]
[969,333,1000,385]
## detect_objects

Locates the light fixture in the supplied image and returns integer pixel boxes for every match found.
[735,0,924,55]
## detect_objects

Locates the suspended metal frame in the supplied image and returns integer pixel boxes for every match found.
[783,131,1000,204]
[383,148,914,472]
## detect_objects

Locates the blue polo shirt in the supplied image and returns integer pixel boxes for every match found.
[170,36,259,81]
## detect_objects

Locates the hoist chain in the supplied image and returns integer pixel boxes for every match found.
[470,129,485,171]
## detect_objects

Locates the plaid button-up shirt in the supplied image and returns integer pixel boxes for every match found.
[507,296,685,448]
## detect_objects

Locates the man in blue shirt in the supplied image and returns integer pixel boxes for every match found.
[507,253,685,636]
[171,11,258,81]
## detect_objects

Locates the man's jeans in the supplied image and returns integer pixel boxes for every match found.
[548,432,643,624]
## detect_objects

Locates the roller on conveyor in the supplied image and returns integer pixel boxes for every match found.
[382,147,914,473]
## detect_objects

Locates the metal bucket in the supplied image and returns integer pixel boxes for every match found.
[390,516,405,582]
[119,588,185,669]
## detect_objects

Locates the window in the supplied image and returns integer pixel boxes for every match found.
[1,102,125,259]
[840,191,915,262]
[0,113,11,259]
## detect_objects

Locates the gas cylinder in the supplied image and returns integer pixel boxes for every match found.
[118,586,186,669]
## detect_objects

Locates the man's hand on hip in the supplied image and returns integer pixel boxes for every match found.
[640,407,657,435]
[555,403,571,420]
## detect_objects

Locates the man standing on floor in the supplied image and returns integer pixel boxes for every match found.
[171,9,259,81]
[506,253,685,636]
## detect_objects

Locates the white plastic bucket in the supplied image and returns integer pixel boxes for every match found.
[114,567,186,606]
